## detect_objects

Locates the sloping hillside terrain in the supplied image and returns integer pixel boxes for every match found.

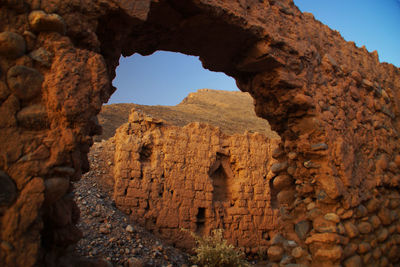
[96,89,278,141]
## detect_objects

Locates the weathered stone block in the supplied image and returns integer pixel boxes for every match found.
[28,10,66,34]
[0,31,26,59]
[7,65,43,101]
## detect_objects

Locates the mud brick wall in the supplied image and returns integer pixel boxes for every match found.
[1,0,400,266]
[113,110,282,252]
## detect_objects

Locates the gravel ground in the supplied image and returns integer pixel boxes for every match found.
[73,141,192,267]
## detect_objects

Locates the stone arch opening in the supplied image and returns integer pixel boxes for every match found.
[2,0,400,266]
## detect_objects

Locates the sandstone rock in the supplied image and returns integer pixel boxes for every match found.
[303,160,320,169]
[277,189,295,204]
[44,177,70,205]
[344,255,362,267]
[30,48,53,67]
[306,202,315,210]
[358,242,371,254]
[0,31,26,59]
[305,233,347,244]
[16,104,49,129]
[0,171,17,213]
[126,225,134,233]
[350,71,362,84]
[99,224,111,234]
[313,216,337,233]
[314,245,342,261]
[271,233,286,245]
[272,175,293,191]
[344,222,359,238]
[28,10,66,34]
[377,228,389,242]
[7,65,44,101]
[291,246,303,258]
[318,175,344,199]
[357,222,372,234]
[372,247,382,260]
[288,152,297,160]
[311,143,328,151]
[267,245,284,262]
[340,210,353,220]
[324,213,340,223]
[366,198,380,213]
[272,147,284,158]
[388,245,400,260]
[343,243,358,258]
[355,204,368,218]
[2,0,400,266]
[362,79,374,90]
[378,208,392,225]
[271,161,288,173]
[369,215,381,229]
[337,223,345,235]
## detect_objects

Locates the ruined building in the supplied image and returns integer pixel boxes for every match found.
[113,105,282,253]
[1,0,400,266]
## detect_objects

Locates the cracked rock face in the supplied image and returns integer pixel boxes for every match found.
[0,0,400,266]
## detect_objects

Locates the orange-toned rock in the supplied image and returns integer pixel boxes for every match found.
[314,245,343,261]
[1,0,400,265]
[267,245,284,262]
[113,109,280,250]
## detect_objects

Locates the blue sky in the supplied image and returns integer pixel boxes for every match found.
[109,0,400,105]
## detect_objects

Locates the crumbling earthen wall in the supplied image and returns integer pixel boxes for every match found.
[114,110,281,252]
[1,0,400,266]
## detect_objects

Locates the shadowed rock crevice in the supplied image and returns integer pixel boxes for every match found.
[210,155,234,202]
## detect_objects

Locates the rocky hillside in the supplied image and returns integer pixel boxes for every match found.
[96,89,278,141]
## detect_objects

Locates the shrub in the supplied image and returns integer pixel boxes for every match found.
[184,229,249,267]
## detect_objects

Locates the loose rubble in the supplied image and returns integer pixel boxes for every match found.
[74,141,192,267]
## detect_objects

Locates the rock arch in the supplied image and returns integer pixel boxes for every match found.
[1,0,400,266]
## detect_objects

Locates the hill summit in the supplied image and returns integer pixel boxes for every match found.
[96,89,278,141]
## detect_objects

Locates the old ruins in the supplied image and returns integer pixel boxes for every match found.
[1,0,400,266]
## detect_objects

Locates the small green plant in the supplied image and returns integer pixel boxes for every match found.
[183,229,249,267]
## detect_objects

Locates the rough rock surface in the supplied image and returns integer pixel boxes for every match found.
[114,109,281,252]
[0,0,400,266]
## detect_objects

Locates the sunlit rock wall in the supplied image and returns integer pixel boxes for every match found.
[113,110,282,252]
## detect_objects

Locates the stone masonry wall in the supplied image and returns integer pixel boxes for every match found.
[0,0,400,266]
[113,110,281,252]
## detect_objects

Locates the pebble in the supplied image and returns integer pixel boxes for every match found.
[291,247,303,258]
[324,213,340,223]
[126,225,134,233]
[344,222,359,238]
[29,10,66,34]
[0,31,26,59]
[267,246,284,262]
[271,161,288,173]
[357,222,372,234]
[344,255,362,267]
